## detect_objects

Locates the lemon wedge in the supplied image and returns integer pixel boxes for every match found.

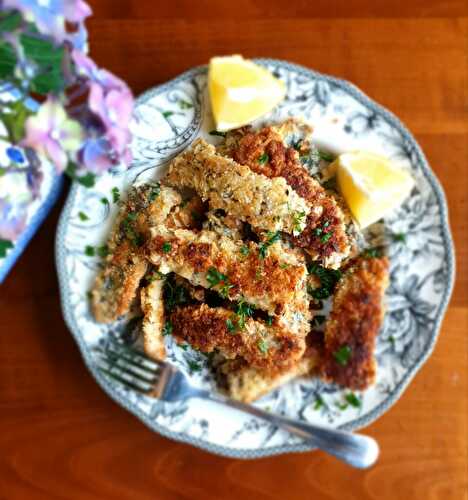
[335,151,414,228]
[208,55,286,131]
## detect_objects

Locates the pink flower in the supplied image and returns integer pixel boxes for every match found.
[72,50,133,166]
[22,97,83,171]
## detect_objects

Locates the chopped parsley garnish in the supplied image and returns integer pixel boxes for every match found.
[111,187,120,203]
[265,315,273,327]
[333,345,352,366]
[259,231,281,259]
[100,197,109,206]
[162,320,173,336]
[292,139,303,151]
[258,153,269,164]
[235,297,254,329]
[318,150,335,162]
[345,392,361,408]
[363,247,383,258]
[78,211,89,221]
[313,394,324,410]
[279,263,289,269]
[206,267,233,298]
[121,212,143,247]
[312,315,326,328]
[240,245,250,257]
[163,277,190,311]
[226,318,237,333]
[84,245,95,256]
[148,183,160,202]
[307,263,342,300]
[257,339,269,354]
[179,343,189,351]
[187,360,201,372]
[162,242,172,253]
[320,232,332,243]
[292,211,307,234]
[96,245,109,258]
[178,99,193,109]
[162,110,174,118]
[392,232,406,243]
[209,130,226,137]
[388,335,395,346]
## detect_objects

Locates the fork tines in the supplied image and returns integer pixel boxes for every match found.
[95,337,162,394]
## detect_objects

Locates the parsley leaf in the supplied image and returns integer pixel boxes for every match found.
[258,153,269,164]
[97,245,109,258]
[178,99,193,109]
[392,232,406,243]
[363,247,383,258]
[334,345,352,366]
[259,231,281,259]
[78,211,89,221]
[345,392,361,408]
[240,245,250,257]
[187,360,201,372]
[226,318,237,333]
[313,394,324,410]
[292,211,307,235]
[111,187,120,203]
[162,242,172,253]
[307,263,342,300]
[84,245,95,257]
[258,339,269,354]
[148,183,160,202]
[162,110,174,118]
[162,320,173,336]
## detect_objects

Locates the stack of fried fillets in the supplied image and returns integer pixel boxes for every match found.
[91,119,389,402]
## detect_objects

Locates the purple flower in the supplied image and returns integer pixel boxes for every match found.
[3,0,92,45]
[72,50,133,165]
[22,97,83,171]
[0,197,28,241]
[81,138,114,173]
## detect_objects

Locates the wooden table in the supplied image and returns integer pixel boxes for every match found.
[1,2,467,499]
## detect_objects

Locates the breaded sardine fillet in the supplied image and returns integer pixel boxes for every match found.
[225,123,351,268]
[215,343,319,402]
[91,183,181,323]
[140,278,166,360]
[320,256,389,390]
[147,226,308,319]
[170,304,305,373]
[165,138,310,235]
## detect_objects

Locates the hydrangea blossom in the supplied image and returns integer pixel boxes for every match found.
[22,97,83,171]
[3,0,91,46]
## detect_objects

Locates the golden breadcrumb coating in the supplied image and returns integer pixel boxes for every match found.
[165,138,310,235]
[170,304,305,373]
[140,278,166,360]
[225,123,351,268]
[320,256,389,390]
[91,183,181,323]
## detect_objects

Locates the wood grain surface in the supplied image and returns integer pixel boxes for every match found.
[1,1,467,499]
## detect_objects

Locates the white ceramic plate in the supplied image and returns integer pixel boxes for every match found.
[56,60,455,458]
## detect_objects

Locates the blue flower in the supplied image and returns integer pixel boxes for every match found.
[6,147,25,164]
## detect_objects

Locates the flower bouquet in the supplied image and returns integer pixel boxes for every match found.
[0,0,134,281]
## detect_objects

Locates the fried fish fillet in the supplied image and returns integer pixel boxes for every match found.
[140,278,166,360]
[215,343,320,402]
[320,256,389,390]
[165,138,310,235]
[170,304,305,373]
[147,226,308,320]
[91,183,181,323]
[224,122,351,268]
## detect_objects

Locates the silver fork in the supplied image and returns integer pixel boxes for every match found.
[97,338,379,468]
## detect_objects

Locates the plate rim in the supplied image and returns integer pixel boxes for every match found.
[55,58,456,459]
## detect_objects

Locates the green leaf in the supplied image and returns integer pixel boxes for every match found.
[258,153,269,164]
[162,110,174,118]
[333,345,352,366]
[97,245,109,258]
[257,339,269,354]
[187,360,201,372]
[20,34,65,94]
[78,211,89,221]
[178,99,193,109]
[84,245,95,257]
[313,395,324,410]
[345,392,361,408]
[111,187,120,203]
[0,41,17,78]
[0,239,14,258]
[240,245,250,257]
[1,100,32,143]
[226,318,237,333]
[65,165,96,188]
[0,11,22,33]
[162,242,172,253]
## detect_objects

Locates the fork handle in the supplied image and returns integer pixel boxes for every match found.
[208,395,379,468]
